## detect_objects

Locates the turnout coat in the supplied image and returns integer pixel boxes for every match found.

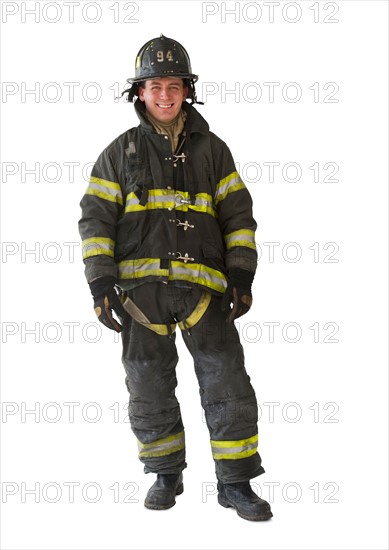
[79,99,257,294]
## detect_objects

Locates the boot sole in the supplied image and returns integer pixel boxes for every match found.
[218,494,273,521]
[144,483,184,510]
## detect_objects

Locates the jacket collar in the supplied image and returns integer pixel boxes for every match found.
[134,99,209,136]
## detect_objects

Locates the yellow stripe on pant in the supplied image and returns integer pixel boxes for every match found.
[211,434,258,460]
[137,431,185,458]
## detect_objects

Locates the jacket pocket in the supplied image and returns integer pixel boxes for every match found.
[201,242,226,274]
[125,183,148,207]
[202,242,223,260]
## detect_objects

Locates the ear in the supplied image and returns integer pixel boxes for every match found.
[138,86,145,102]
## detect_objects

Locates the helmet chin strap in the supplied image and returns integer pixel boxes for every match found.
[189,80,204,105]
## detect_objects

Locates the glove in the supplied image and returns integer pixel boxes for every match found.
[89,276,127,333]
[221,268,254,323]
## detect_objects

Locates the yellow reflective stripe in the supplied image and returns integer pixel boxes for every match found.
[125,189,174,213]
[211,434,258,448]
[176,192,215,217]
[169,262,227,293]
[215,171,246,205]
[90,177,121,191]
[125,189,215,217]
[118,259,227,292]
[178,291,211,330]
[213,448,257,460]
[118,258,169,279]
[224,229,256,251]
[86,177,123,205]
[82,237,115,259]
[138,431,185,458]
[211,434,258,460]
[226,240,256,250]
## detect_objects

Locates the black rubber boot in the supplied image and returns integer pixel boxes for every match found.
[217,480,273,521]
[144,473,184,510]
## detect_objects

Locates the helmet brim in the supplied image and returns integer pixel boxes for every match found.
[127,73,199,85]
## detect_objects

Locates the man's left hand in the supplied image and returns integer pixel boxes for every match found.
[221,268,254,323]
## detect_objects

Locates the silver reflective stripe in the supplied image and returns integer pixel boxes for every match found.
[138,435,185,454]
[199,268,227,290]
[125,196,140,207]
[88,181,122,200]
[225,231,256,251]
[125,192,175,211]
[215,175,242,200]
[211,441,258,454]
[149,194,175,204]
[125,191,214,211]
[195,197,213,208]
[138,432,185,457]
[226,234,254,244]
[83,241,113,253]
[170,263,227,291]
[170,266,196,275]
[119,260,162,276]
[82,238,115,259]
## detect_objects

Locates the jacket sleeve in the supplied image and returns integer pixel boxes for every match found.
[212,136,258,275]
[78,144,124,283]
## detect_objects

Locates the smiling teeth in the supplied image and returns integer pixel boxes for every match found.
[158,104,173,109]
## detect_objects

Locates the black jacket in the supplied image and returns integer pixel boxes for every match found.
[79,100,257,295]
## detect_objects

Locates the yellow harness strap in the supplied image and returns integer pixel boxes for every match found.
[178,291,211,331]
[122,290,212,336]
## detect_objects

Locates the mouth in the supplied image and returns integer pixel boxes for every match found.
[157,103,174,110]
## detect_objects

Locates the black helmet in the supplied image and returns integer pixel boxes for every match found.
[122,34,202,104]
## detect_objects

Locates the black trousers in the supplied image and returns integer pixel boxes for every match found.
[120,282,265,483]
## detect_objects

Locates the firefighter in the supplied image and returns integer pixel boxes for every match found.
[78,35,273,521]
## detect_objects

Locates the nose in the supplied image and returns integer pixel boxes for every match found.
[159,86,170,100]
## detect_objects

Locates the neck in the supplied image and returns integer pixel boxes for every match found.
[146,110,182,128]
[145,109,187,153]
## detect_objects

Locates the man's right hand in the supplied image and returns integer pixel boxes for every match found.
[89,276,127,332]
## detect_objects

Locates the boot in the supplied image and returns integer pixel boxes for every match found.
[217,480,273,521]
[144,473,183,510]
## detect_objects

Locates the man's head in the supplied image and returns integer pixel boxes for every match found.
[138,77,188,123]
[123,34,201,105]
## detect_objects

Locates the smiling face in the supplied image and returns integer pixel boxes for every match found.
[138,77,188,123]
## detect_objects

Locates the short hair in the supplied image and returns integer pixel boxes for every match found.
[121,78,189,103]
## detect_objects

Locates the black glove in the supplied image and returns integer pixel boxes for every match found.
[221,268,254,323]
[89,276,127,332]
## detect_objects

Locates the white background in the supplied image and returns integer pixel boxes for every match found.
[1,1,388,549]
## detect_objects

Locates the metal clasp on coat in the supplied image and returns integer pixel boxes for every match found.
[176,251,194,263]
[176,219,194,231]
[174,193,191,206]
[173,153,186,163]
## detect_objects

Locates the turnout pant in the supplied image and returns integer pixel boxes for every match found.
[120,282,265,483]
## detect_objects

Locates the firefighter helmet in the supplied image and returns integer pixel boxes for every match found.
[122,34,202,104]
